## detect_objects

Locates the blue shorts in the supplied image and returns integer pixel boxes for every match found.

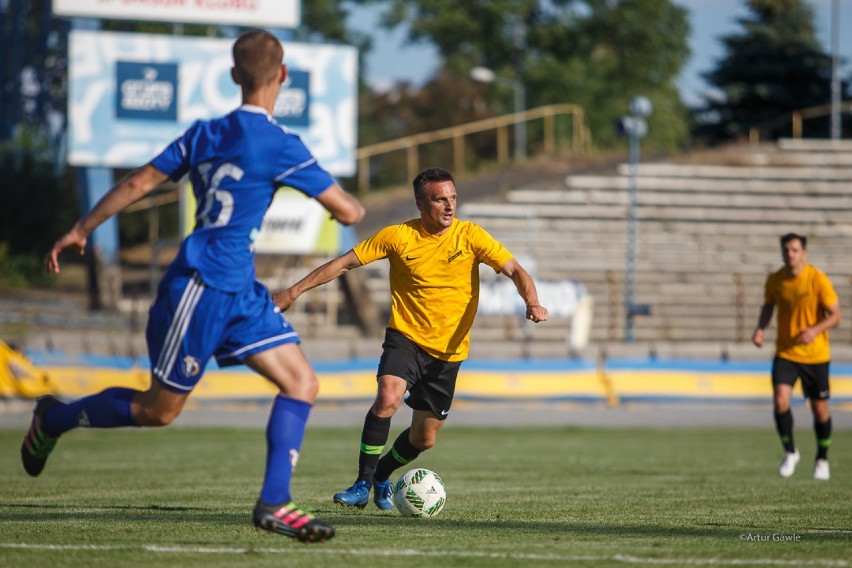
[146,270,300,393]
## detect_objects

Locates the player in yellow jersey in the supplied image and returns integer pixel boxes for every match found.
[752,233,840,481]
[274,167,548,509]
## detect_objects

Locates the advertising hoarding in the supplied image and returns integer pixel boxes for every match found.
[67,30,358,176]
[54,0,300,29]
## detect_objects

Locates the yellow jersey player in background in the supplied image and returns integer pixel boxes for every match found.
[753,233,840,481]
[274,166,548,509]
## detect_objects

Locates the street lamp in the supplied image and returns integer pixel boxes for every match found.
[830,0,841,140]
[619,95,653,343]
[470,66,527,160]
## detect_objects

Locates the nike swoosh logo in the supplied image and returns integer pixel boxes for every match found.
[440,410,449,416]
[406,256,420,261]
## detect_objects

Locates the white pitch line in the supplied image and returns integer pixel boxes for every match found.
[0,543,849,566]
[612,555,850,566]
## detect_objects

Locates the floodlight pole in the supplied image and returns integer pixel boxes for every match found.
[623,96,652,343]
[470,66,527,160]
[512,78,527,161]
[626,124,639,343]
[830,0,841,140]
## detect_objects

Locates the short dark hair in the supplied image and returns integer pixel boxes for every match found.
[412,167,454,201]
[232,29,283,91]
[780,232,807,249]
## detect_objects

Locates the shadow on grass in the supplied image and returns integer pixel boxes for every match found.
[3,502,850,545]
[321,508,852,543]
[3,503,200,512]
[0,502,237,525]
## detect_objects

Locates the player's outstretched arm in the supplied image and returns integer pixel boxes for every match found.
[499,258,548,323]
[45,164,169,274]
[273,250,363,311]
[316,184,365,226]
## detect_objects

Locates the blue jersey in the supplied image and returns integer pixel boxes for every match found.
[151,105,335,291]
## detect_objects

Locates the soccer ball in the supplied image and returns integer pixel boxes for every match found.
[393,468,446,518]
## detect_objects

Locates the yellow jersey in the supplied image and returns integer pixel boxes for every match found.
[763,264,838,364]
[353,218,514,362]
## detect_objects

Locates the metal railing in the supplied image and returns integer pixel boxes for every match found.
[356,103,591,194]
[748,101,852,143]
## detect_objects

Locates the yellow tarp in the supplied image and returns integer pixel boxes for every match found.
[0,341,55,398]
[5,344,852,404]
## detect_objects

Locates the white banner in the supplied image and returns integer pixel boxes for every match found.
[253,191,327,254]
[479,279,593,348]
[479,279,588,318]
[53,0,300,29]
[181,186,344,255]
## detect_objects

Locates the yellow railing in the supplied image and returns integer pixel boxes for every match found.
[123,103,591,209]
[356,103,591,194]
[749,101,852,144]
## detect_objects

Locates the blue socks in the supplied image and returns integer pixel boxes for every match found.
[259,395,311,506]
[44,387,138,435]
[42,389,311,507]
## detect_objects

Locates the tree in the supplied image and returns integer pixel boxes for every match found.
[0,152,78,286]
[0,1,374,262]
[695,0,848,143]
[0,0,69,165]
[527,0,692,148]
[361,0,692,150]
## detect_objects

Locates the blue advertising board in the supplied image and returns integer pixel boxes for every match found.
[67,30,358,176]
[274,69,310,128]
[114,61,179,121]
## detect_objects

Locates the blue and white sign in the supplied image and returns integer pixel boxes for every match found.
[115,61,178,121]
[67,30,358,176]
[274,69,310,128]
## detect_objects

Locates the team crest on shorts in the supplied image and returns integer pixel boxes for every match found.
[183,355,201,377]
[77,410,91,427]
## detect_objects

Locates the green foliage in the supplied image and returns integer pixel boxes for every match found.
[298,0,368,45]
[695,0,849,143]
[563,0,692,148]
[0,425,849,567]
[294,0,377,94]
[355,73,507,190]
[360,0,692,151]
[0,153,77,286]
[0,242,40,287]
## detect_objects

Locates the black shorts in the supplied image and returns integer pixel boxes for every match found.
[377,328,462,420]
[772,356,830,400]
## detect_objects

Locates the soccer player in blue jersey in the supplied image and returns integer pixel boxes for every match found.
[26,29,364,543]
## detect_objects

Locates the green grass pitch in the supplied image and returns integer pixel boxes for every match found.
[1,424,849,567]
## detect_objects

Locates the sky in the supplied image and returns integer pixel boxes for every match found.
[348,0,851,107]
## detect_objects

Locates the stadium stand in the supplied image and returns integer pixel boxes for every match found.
[7,138,852,363]
[458,138,852,360]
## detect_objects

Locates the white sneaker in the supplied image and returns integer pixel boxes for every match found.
[813,459,830,481]
[778,450,800,478]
